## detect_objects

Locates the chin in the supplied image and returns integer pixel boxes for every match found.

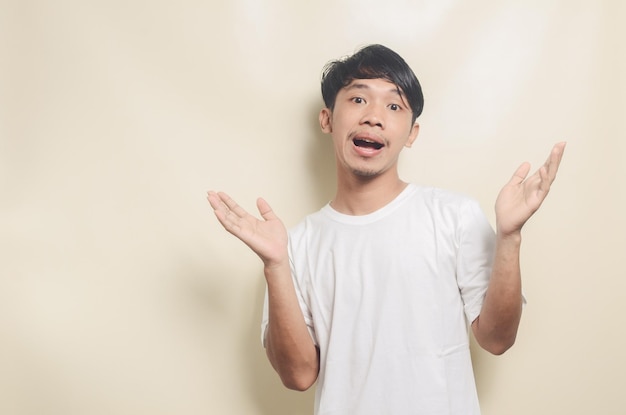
[353,170,377,177]
[350,166,382,178]
[339,158,388,178]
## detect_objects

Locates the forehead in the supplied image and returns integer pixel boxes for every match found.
[341,78,405,97]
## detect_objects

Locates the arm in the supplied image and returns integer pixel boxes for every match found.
[472,142,566,355]
[207,191,319,390]
[263,260,320,391]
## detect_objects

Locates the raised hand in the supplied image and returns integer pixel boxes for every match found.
[207,191,288,268]
[495,142,566,236]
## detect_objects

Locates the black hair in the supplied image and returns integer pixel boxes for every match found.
[321,44,424,123]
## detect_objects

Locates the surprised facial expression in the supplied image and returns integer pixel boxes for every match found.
[319,78,420,179]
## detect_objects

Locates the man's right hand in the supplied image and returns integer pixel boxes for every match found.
[208,191,319,390]
[207,191,289,269]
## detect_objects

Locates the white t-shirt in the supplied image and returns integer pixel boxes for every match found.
[262,184,496,415]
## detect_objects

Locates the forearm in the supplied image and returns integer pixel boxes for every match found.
[206,192,318,387]
[264,262,319,391]
[473,232,523,355]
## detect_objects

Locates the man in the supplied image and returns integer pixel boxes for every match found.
[207,44,565,414]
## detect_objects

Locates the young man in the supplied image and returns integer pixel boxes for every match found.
[208,44,565,415]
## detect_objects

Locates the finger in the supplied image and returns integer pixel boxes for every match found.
[217,191,250,219]
[207,191,227,212]
[508,162,531,185]
[543,142,566,182]
[257,197,277,221]
[550,141,566,173]
[207,191,234,225]
[537,165,551,195]
[206,192,249,237]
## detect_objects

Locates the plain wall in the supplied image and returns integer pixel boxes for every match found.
[1,0,625,414]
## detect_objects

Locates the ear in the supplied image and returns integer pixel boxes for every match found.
[405,122,420,148]
[319,108,333,133]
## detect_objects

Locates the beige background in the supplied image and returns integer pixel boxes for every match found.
[1,0,625,414]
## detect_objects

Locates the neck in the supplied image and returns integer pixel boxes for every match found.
[331,170,408,216]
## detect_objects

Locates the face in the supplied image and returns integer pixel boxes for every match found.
[319,78,419,180]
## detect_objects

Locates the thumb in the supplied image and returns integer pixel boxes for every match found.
[257,197,278,221]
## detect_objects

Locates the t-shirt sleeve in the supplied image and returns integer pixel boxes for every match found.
[456,199,497,325]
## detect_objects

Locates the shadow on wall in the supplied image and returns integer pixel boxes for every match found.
[243,276,315,415]
[470,333,499,404]
[306,100,336,207]
[240,103,333,414]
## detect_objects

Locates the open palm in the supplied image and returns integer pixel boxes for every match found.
[495,142,566,236]
[207,191,288,267]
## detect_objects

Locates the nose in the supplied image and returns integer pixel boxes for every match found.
[360,105,384,129]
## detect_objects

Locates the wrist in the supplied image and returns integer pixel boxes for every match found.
[496,229,522,244]
[263,258,290,275]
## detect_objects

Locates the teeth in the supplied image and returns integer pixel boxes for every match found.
[354,138,383,149]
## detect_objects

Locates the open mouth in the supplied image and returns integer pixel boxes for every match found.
[353,138,384,150]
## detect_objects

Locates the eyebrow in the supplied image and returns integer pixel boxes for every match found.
[345,82,405,98]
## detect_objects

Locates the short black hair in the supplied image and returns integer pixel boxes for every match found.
[321,44,424,123]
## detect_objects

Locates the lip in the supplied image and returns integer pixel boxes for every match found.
[351,131,385,157]
[353,131,385,145]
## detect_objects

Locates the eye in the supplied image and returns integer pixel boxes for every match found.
[352,97,365,104]
[389,103,401,111]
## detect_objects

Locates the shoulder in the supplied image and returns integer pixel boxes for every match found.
[404,184,491,234]
[288,206,330,241]
[406,184,479,211]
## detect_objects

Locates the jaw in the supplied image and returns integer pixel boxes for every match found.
[336,146,400,180]
[331,130,404,181]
